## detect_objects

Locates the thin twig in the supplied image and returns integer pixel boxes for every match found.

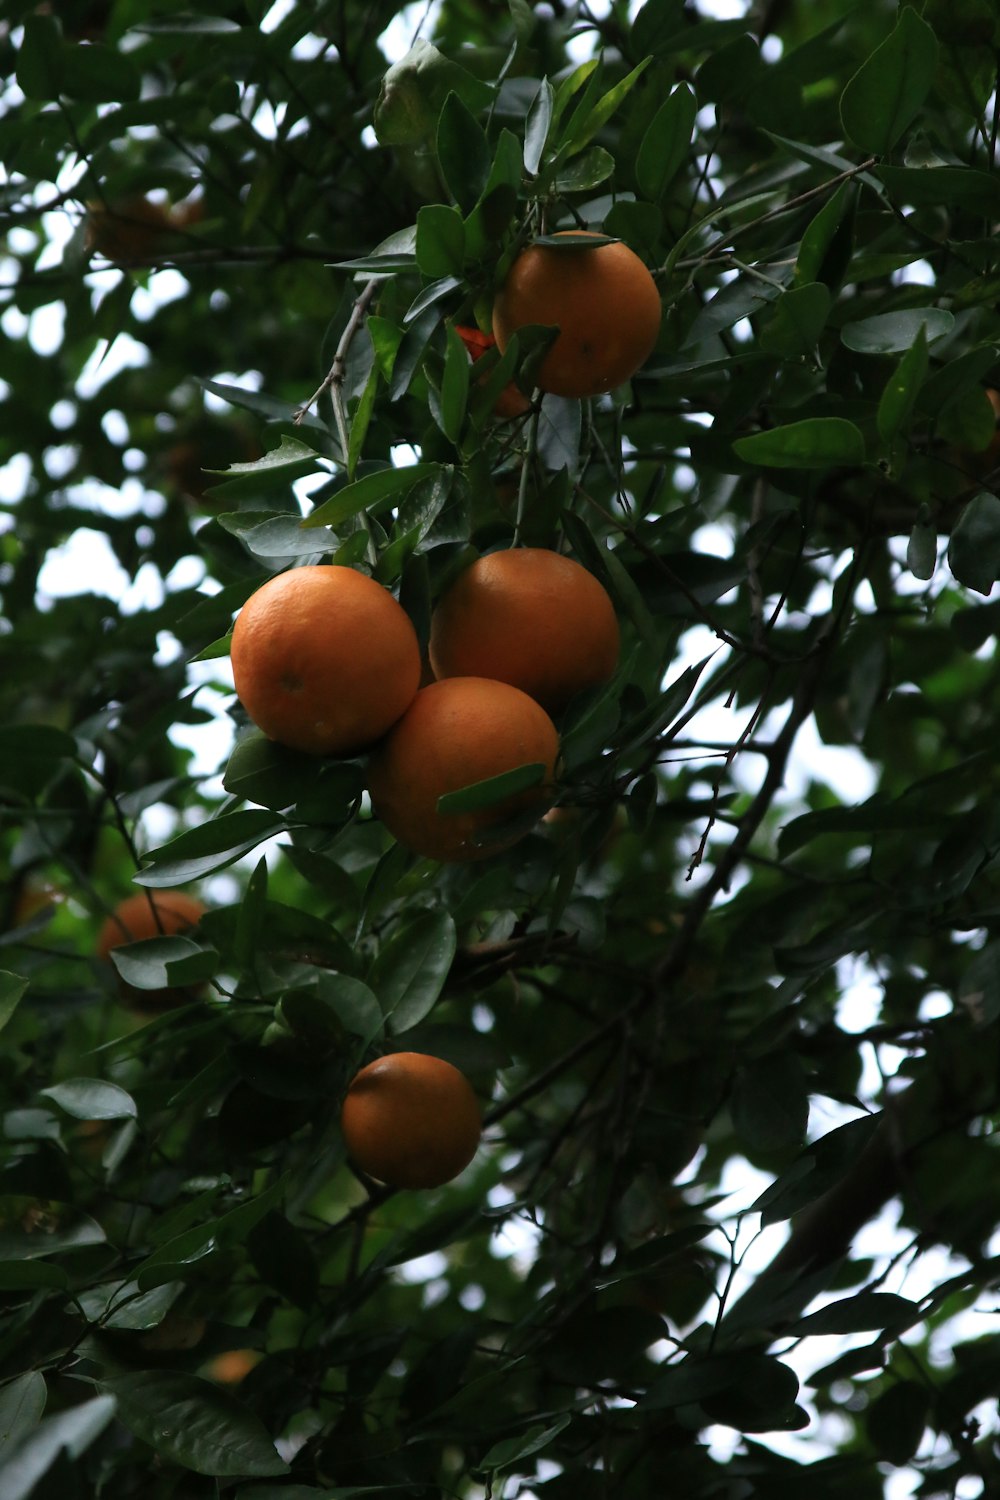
[294,276,381,450]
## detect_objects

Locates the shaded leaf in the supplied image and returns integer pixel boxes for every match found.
[947,492,1000,596]
[0,973,28,1035]
[39,1078,137,1122]
[371,910,457,1034]
[436,762,548,814]
[0,1372,47,1460]
[0,1396,116,1500]
[136,811,286,886]
[866,1380,931,1466]
[102,1373,287,1478]
[636,83,697,201]
[840,9,938,154]
[734,418,865,469]
[732,1052,810,1154]
[841,308,953,355]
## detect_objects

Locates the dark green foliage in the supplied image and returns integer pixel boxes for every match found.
[2,0,1000,1496]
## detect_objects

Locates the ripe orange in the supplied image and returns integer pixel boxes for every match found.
[96,891,206,1011]
[428,547,620,711]
[230,565,421,756]
[492,230,662,399]
[455,324,532,420]
[366,676,559,862]
[340,1051,481,1189]
[204,1349,261,1384]
[84,194,203,266]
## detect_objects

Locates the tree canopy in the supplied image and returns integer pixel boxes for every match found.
[2,0,1000,1495]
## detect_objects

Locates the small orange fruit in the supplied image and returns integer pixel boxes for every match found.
[96,891,206,1011]
[492,230,662,399]
[341,1052,481,1189]
[84,194,202,266]
[428,547,620,711]
[230,565,421,756]
[455,324,532,419]
[204,1349,261,1384]
[366,676,559,862]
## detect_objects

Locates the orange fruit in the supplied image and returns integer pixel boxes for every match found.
[204,1349,261,1384]
[366,676,559,862]
[455,324,532,420]
[97,891,206,1011]
[428,547,620,711]
[340,1052,481,1189]
[84,194,202,267]
[492,230,662,399]
[230,564,421,756]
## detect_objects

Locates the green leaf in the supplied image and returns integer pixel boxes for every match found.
[437,92,490,212]
[415,204,465,279]
[751,1114,881,1226]
[0,725,78,799]
[878,165,1000,215]
[39,1078,137,1122]
[642,1352,797,1415]
[595,1226,715,1289]
[77,1278,182,1331]
[733,418,865,469]
[371,910,457,1035]
[436,762,548,814]
[0,1262,69,1292]
[524,78,554,176]
[788,1292,919,1335]
[15,15,63,100]
[636,83,696,202]
[559,57,651,160]
[841,308,953,355]
[866,1380,931,1466]
[840,9,938,154]
[101,1373,288,1478]
[109,936,217,992]
[0,1396,116,1500]
[440,324,470,445]
[374,40,492,147]
[135,811,286,886]
[0,1372,47,1459]
[133,15,242,32]
[198,379,325,431]
[208,436,321,482]
[347,362,379,481]
[732,1052,810,1154]
[552,145,616,194]
[215,513,330,562]
[959,941,1000,1025]
[794,180,856,291]
[60,42,141,103]
[948,492,1000,596]
[481,1415,571,1472]
[0,973,29,1035]
[224,731,326,813]
[0,1215,106,1261]
[758,282,831,358]
[877,326,929,444]
[613,654,703,762]
[280,973,383,1044]
[906,513,938,581]
[247,1212,319,1310]
[304,464,441,528]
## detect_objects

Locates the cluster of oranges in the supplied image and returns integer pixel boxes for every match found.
[230,544,621,865]
[94,230,660,1194]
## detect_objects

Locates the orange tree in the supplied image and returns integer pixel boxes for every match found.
[2,0,1000,1495]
